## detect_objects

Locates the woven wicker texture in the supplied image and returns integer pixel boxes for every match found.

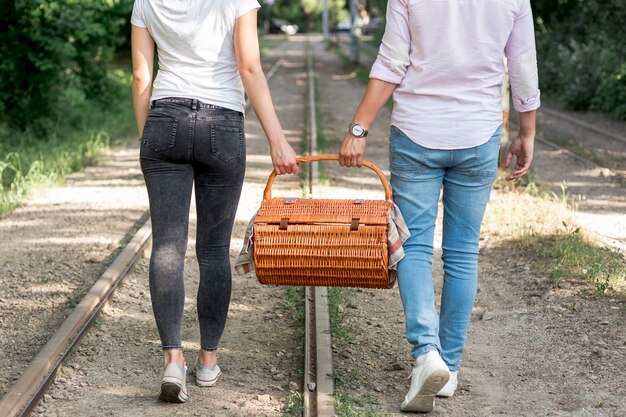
[255,198,391,225]
[253,154,396,289]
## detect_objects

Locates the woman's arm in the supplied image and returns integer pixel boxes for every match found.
[338,79,397,167]
[234,9,299,175]
[131,25,155,138]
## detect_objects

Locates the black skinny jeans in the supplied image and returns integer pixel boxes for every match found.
[139,98,245,351]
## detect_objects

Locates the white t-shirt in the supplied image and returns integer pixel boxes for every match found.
[131,0,261,113]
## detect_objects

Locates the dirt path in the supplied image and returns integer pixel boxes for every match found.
[0,144,149,397]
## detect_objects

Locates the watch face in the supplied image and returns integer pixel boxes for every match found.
[352,124,365,136]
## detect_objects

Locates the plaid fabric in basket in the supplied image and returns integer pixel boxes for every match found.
[234,203,410,276]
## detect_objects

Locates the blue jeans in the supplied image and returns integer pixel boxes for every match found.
[389,125,501,371]
[140,98,246,352]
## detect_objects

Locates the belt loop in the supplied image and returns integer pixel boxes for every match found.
[191,99,198,111]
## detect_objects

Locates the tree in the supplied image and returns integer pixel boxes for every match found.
[0,0,132,132]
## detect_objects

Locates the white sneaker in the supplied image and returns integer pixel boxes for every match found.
[158,363,188,403]
[400,350,450,413]
[437,371,458,397]
[194,358,221,387]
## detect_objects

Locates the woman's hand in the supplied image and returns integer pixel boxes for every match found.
[270,139,300,175]
[338,133,367,167]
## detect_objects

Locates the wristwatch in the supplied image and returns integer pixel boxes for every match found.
[349,122,368,138]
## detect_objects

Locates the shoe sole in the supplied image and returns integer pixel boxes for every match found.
[196,371,221,387]
[159,380,188,403]
[400,370,449,412]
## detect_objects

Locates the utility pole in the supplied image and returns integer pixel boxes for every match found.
[323,0,329,40]
[349,0,359,63]
[263,0,275,35]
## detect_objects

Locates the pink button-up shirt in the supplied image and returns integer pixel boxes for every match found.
[371,0,540,149]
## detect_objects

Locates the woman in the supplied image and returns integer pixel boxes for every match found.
[131,0,299,403]
[339,0,539,412]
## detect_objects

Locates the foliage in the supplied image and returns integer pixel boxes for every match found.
[0,66,135,217]
[0,0,133,132]
[281,390,304,417]
[270,0,348,31]
[533,0,626,119]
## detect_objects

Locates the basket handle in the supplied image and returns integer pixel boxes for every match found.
[262,154,393,202]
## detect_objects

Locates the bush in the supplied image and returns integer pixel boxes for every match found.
[0,0,133,132]
[533,0,626,119]
[591,63,626,119]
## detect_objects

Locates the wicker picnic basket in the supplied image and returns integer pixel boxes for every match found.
[253,154,396,289]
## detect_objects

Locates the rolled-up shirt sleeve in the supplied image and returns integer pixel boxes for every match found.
[369,0,411,84]
[505,0,541,112]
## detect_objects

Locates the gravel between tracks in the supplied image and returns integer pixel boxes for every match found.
[1,35,625,417]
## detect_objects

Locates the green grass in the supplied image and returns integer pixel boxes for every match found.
[326,288,389,416]
[520,222,626,298]
[279,286,305,417]
[485,172,626,299]
[281,390,304,417]
[327,287,352,345]
[0,64,136,217]
[335,391,387,417]
[313,76,338,187]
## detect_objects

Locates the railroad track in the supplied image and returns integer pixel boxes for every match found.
[0,38,335,417]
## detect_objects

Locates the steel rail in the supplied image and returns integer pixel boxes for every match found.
[538,107,626,145]
[509,120,622,179]
[303,40,336,417]
[0,219,152,417]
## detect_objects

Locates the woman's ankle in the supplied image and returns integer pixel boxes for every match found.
[198,349,218,367]
[163,348,185,368]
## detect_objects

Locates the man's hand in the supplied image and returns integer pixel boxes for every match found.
[338,133,367,167]
[504,132,534,181]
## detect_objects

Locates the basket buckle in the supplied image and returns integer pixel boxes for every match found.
[284,198,297,204]
[350,218,360,231]
[353,199,365,204]
[279,218,289,230]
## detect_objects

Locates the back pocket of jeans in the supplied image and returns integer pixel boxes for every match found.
[142,116,178,152]
[211,124,243,162]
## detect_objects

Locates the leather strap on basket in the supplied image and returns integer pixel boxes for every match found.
[262,154,393,202]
